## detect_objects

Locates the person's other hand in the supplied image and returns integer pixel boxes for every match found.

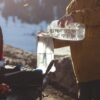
[58,14,74,28]
[37,32,48,37]
[37,32,49,41]
[0,83,11,94]
[37,32,45,41]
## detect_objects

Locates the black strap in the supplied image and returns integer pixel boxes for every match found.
[44,60,55,77]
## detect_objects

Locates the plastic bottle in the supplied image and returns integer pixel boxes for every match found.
[47,20,85,41]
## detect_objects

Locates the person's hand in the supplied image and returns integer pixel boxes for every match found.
[37,32,45,41]
[37,32,49,41]
[37,32,48,37]
[0,83,11,94]
[58,14,74,27]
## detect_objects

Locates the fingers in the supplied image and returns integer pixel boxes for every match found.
[58,20,65,28]
[37,32,48,37]
[58,15,67,28]
[37,32,44,37]
[58,14,74,27]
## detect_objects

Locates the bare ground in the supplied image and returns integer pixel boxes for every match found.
[42,85,76,100]
[3,45,76,100]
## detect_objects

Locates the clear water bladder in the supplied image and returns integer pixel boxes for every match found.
[47,20,85,41]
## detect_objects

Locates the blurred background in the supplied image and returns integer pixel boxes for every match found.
[0,0,69,53]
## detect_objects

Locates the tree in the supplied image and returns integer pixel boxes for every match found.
[2,0,69,23]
